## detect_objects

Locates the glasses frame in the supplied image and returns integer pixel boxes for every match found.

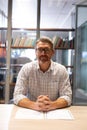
[36,47,53,54]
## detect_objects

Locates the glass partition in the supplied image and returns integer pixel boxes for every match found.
[0,0,8,103]
[73,5,87,105]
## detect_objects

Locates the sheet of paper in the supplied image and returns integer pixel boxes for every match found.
[46,109,74,119]
[15,108,44,119]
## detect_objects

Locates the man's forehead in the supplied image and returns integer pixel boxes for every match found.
[37,41,50,46]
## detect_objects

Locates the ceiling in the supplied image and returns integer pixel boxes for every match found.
[12,0,87,28]
[0,0,87,29]
[0,0,87,39]
[40,0,87,28]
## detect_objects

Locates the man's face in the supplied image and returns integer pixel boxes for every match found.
[35,42,54,63]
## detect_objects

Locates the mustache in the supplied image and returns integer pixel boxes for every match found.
[40,55,48,58]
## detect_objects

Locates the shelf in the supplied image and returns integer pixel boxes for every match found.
[0,81,15,87]
[10,64,23,67]
[0,27,75,31]
[0,46,6,48]
[11,46,74,49]
[0,64,23,68]
[0,81,5,86]
[65,66,74,68]
[11,46,34,49]
[10,64,74,68]
[55,47,74,50]
[0,99,5,104]
[0,67,8,70]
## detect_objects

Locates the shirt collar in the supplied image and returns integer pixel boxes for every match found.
[36,60,54,72]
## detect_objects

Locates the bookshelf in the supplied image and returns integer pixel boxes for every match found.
[0,26,75,104]
[11,28,75,49]
[10,28,75,86]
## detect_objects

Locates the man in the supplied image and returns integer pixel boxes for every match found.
[13,36,72,112]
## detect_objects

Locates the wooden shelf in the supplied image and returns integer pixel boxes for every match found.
[10,82,16,87]
[10,64,23,67]
[11,46,74,49]
[0,46,6,48]
[0,81,15,86]
[11,46,34,49]
[55,47,74,50]
[0,81,5,86]
[0,27,75,31]
[65,66,74,68]
[0,99,5,104]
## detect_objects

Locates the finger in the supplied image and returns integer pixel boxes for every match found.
[43,96,50,101]
[37,98,43,103]
[38,95,49,99]
[43,100,50,105]
[37,95,44,99]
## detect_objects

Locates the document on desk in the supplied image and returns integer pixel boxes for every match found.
[15,108,44,119]
[15,108,74,120]
[46,109,74,119]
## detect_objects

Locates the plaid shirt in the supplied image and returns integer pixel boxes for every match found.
[14,60,72,105]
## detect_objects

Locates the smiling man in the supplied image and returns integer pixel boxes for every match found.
[13,36,72,112]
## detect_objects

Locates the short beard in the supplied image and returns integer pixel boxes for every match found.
[39,56,49,63]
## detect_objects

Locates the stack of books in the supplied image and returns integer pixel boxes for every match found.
[12,37,36,47]
[52,36,74,49]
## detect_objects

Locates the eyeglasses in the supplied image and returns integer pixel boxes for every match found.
[36,48,52,54]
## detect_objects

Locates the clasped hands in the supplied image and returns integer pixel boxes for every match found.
[34,95,56,112]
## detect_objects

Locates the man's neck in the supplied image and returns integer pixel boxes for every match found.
[39,61,51,72]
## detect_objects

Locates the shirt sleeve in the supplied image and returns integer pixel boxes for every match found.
[13,64,29,105]
[58,67,72,106]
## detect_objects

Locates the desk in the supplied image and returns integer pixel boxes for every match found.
[0,104,87,130]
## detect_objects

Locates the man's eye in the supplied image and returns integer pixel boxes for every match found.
[36,48,52,53]
[39,48,43,51]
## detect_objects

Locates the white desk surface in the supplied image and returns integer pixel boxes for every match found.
[0,104,87,130]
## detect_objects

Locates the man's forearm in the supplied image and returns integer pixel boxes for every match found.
[18,98,44,111]
[53,98,68,109]
[18,98,36,109]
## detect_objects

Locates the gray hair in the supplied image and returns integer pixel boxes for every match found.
[35,36,54,49]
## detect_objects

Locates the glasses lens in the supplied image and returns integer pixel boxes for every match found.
[36,48,51,53]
